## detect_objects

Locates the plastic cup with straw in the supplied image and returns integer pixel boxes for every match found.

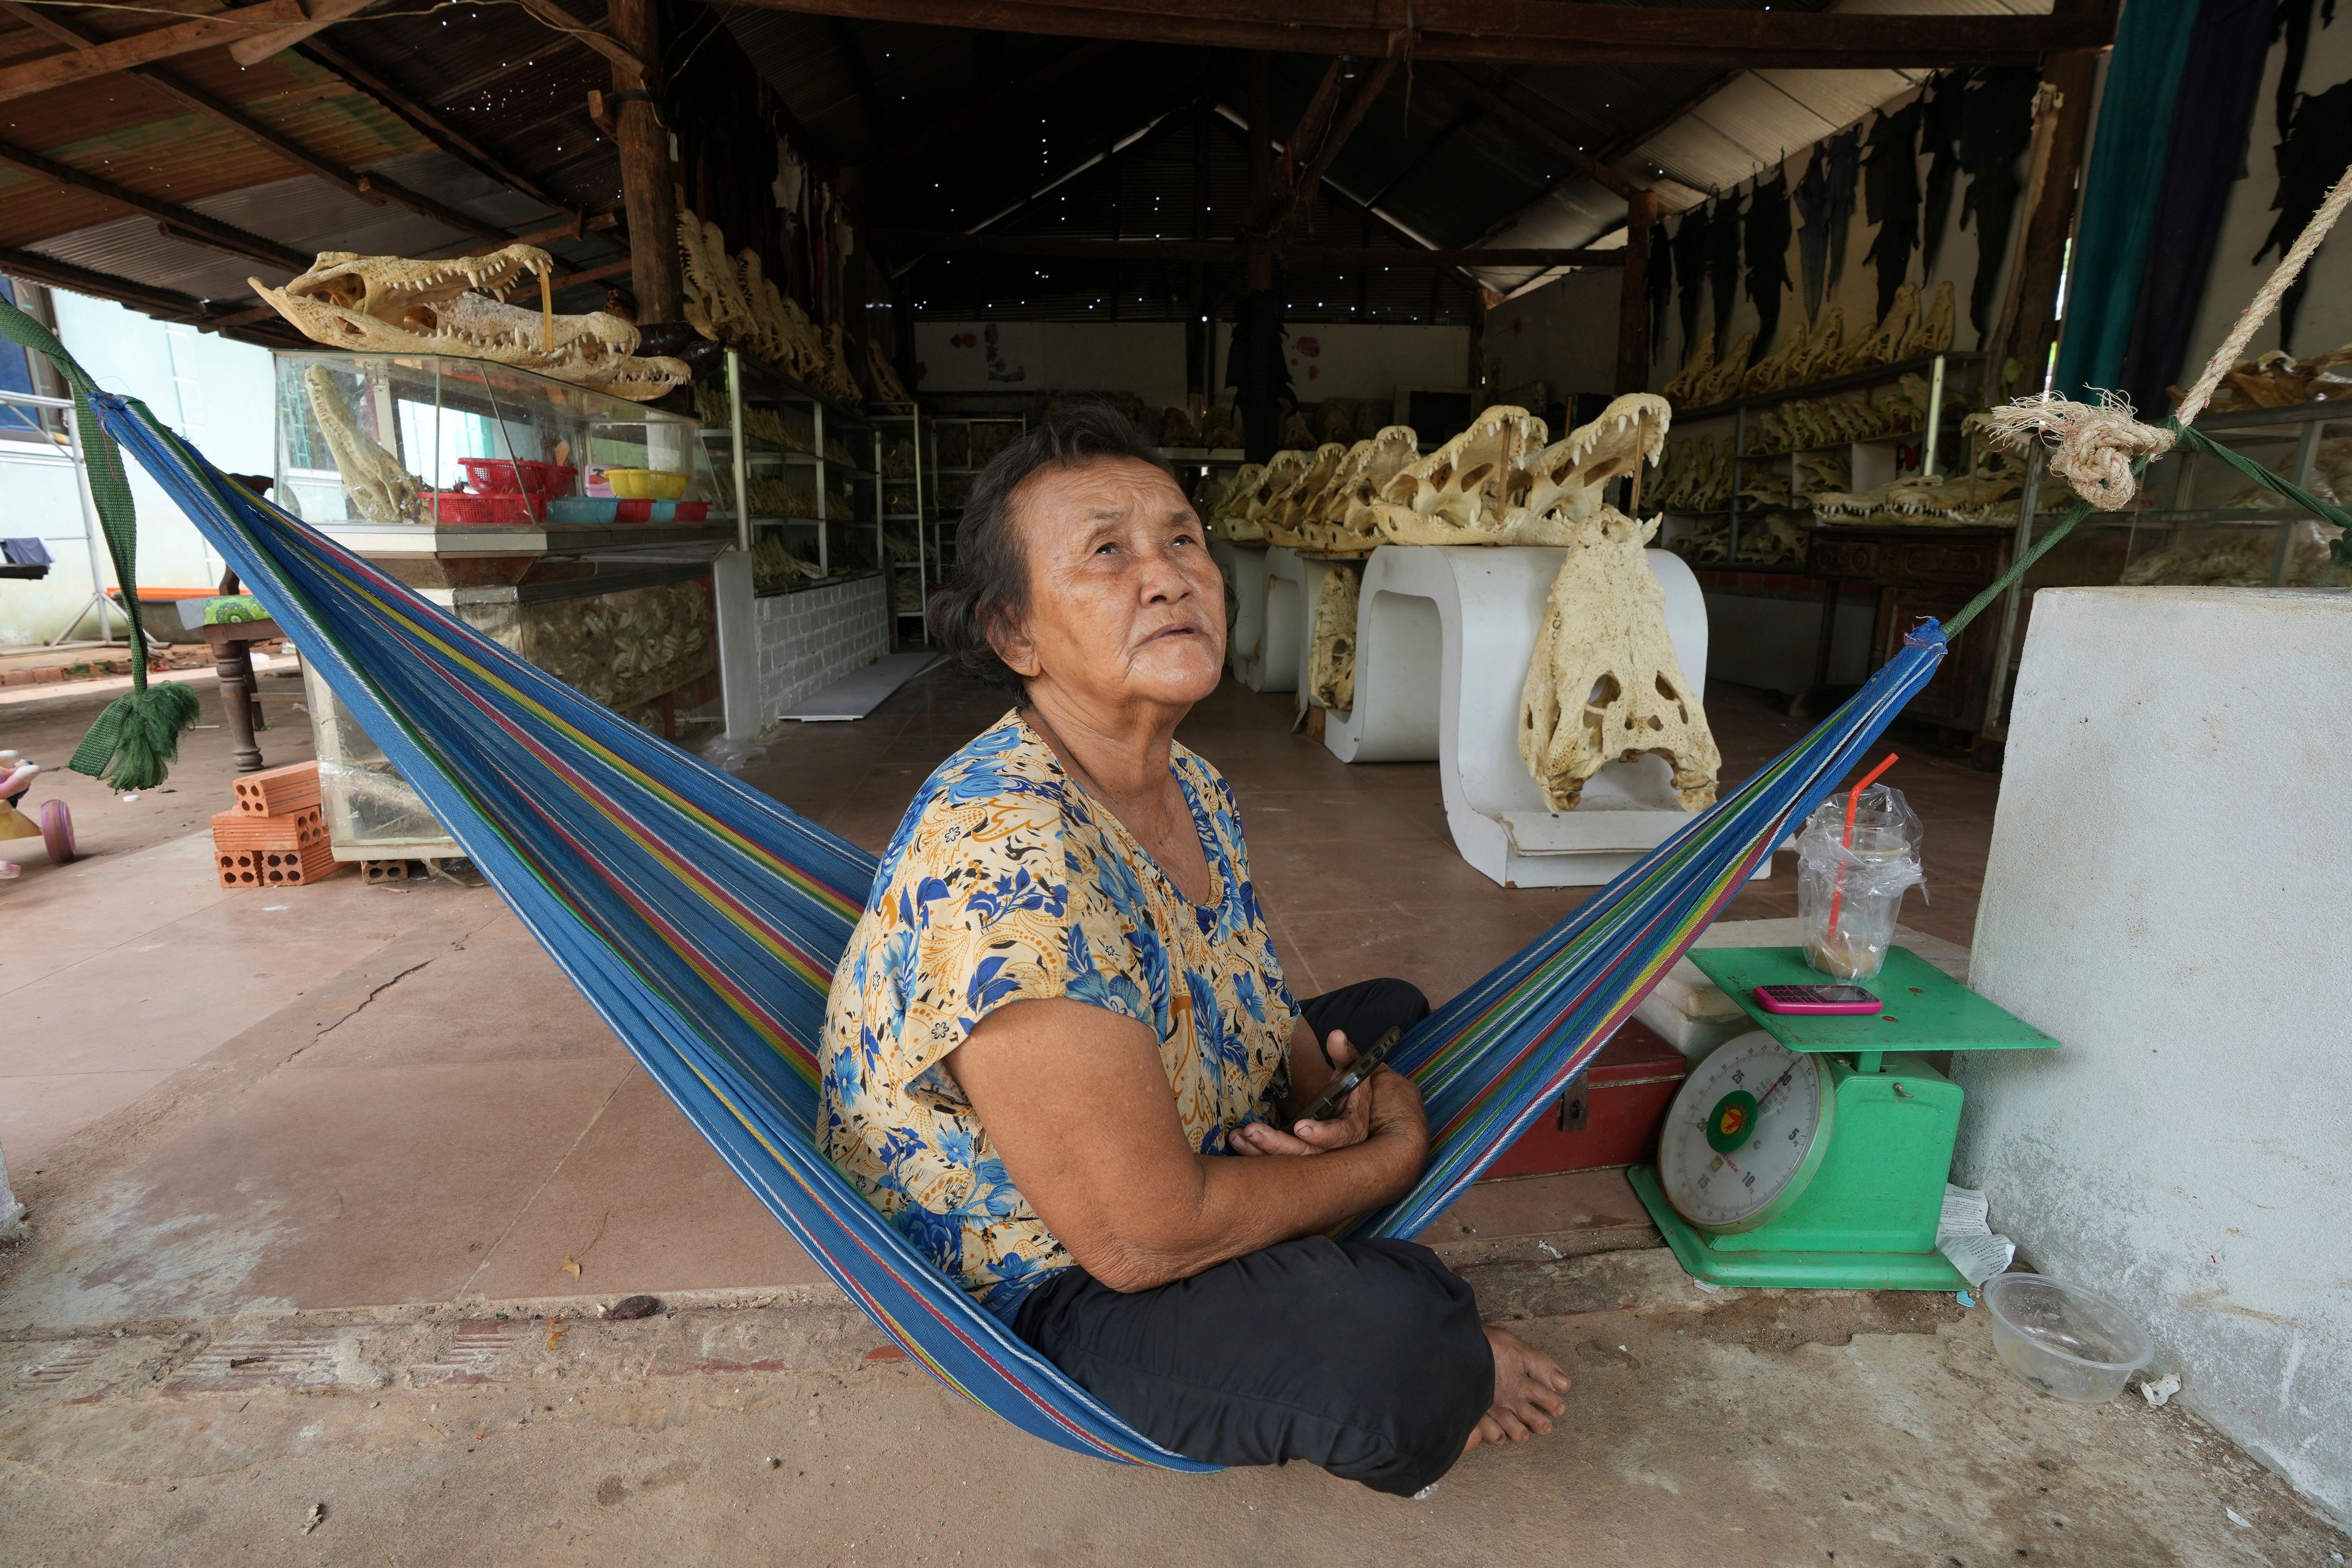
[1823,752,1900,962]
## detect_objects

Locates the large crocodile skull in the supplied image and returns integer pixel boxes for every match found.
[252,245,689,401]
[1519,510,1721,812]
[1209,462,1268,541]
[1306,562,1361,710]
[1310,426,1420,554]
[1370,406,1549,545]
[1501,394,1672,543]
[1263,443,1349,548]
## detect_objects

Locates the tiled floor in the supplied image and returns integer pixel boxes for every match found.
[1,666,2002,1328]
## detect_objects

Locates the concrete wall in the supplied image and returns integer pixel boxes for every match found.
[1954,587,2352,1524]
[754,574,889,719]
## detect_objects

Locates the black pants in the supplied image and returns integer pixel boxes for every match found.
[1015,978,1493,1496]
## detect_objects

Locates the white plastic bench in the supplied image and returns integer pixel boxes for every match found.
[1215,541,1294,693]
[1323,543,1723,888]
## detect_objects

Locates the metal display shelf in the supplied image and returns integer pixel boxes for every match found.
[704,347,881,576]
[1661,350,1986,571]
[872,400,934,638]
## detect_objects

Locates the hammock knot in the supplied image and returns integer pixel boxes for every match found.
[1979,388,2175,511]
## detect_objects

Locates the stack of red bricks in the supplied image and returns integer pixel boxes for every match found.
[213,761,342,888]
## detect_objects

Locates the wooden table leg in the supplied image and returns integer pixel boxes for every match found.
[1789,575,1843,720]
[213,636,263,772]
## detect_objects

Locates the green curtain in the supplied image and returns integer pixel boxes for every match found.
[2052,0,2204,401]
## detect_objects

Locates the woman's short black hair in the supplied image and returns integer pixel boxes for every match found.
[926,402,1172,703]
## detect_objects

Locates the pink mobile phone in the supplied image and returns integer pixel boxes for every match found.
[1753,982,1883,1016]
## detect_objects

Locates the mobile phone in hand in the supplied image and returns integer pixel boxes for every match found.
[1298,1025,1404,1123]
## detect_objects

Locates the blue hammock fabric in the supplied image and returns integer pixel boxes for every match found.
[94,390,1946,1470]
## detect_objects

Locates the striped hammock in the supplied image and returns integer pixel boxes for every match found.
[94,388,1945,1471]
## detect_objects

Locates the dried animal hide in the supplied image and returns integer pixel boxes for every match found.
[2259,76,2352,350]
[1263,443,1351,548]
[1673,203,1711,357]
[1662,332,1716,407]
[1706,192,1744,347]
[253,246,688,401]
[1861,99,1925,325]
[1306,428,1421,554]
[1736,510,1810,567]
[518,579,715,714]
[1900,280,1957,358]
[751,535,824,592]
[1794,130,1861,319]
[1519,510,1721,812]
[1744,169,1794,362]
[1306,564,1362,710]
[1161,405,1202,447]
[1844,282,1919,373]
[1371,407,1551,545]
[1919,74,1970,280]
[1279,410,1319,448]
[1648,211,1676,359]
[1198,403,1240,449]
[1959,68,2040,337]
[2122,519,2351,587]
[303,364,423,524]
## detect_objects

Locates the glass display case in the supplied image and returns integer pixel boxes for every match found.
[276,351,731,862]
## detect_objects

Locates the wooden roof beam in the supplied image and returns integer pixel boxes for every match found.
[1423,63,1643,200]
[0,0,309,106]
[0,244,212,322]
[0,4,513,249]
[1272,56,1398,239]
[869,230,1620,267]
[295,39,576,217]
[864,39,1118,178]
[714,0,2115,69]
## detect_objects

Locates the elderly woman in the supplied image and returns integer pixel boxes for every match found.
[821,407,1570,1495]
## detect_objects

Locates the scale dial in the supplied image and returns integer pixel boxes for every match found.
[1659,1029,1834,1233]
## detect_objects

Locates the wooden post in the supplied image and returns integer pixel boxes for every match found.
[1618,190,1659,394]
[2000,49,2099,397]
[608,0,680,322]
[1468,286,1488,405]
[1237,51,1281,460]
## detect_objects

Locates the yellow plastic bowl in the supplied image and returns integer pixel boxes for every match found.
[605,467,689,501]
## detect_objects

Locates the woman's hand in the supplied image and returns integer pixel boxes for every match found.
[1231,1030,1429,1180]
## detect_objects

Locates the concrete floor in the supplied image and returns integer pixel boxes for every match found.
[4,664,2345,1565]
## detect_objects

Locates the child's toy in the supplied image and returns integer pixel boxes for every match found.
[0,751,75,876]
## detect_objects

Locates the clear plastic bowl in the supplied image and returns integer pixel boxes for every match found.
[1982,1273,2154,1403]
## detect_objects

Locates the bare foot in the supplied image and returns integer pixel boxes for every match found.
[1463,1324,1572,1453]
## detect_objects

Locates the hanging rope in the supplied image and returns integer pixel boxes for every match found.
[1978,160,2352,508]
[1943,159,2352,642]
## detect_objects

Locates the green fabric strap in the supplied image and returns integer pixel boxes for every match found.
[0,296,199,790]
[1943,417,2352,641]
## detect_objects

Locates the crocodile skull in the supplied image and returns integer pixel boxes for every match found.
[1306,562,1361,710]
[1371,406,1550,545]
[1519,509,1721,812]
[1263,442,1349,549]
[1209,462,1268,541]
[1313,426,1421,554]
[303,364,423,525]
[253,245,688,401]
[1501,394,1672,543]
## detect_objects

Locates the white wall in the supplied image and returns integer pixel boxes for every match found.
[0,290,275,645]
[912,322,1188,409]
[1954,586,2352,1524]
[910,320,1469,419]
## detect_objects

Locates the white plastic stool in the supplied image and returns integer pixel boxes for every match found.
[1212,541,1273,689]
[1242,546,1305,694]
[1324,543,1727,889]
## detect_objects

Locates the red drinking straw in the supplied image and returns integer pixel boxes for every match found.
[1825,752,1901,938]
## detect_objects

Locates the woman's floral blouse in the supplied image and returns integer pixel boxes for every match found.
[820,711,1299,1324]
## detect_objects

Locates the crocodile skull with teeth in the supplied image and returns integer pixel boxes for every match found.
[251,245,690,401]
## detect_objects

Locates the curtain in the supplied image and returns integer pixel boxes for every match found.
[2054,0,2203,398]
[2120,0,2275,412]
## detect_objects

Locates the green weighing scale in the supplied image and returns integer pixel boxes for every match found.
[1626,946,2059,1290]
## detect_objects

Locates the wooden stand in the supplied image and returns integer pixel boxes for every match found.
[203,614,285,774]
